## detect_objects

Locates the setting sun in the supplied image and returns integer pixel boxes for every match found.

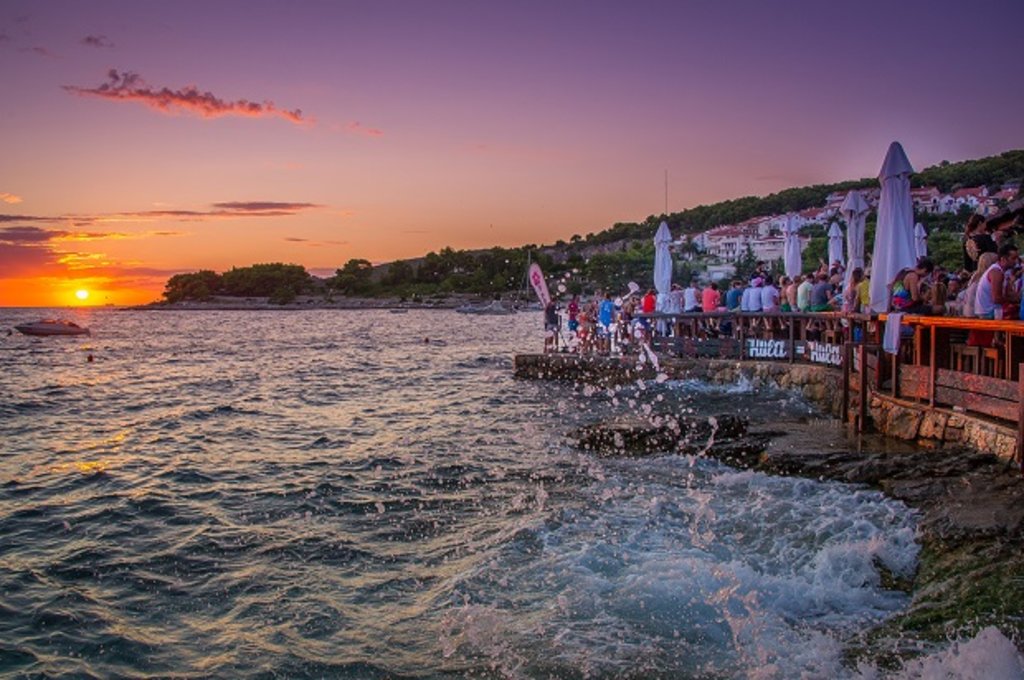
[75,289,89,301]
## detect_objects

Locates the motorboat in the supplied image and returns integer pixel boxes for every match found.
[14,320,91,336]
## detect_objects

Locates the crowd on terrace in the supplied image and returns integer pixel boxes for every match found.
[543,207,1024,355]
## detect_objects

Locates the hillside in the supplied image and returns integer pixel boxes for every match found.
[161,150,1024,304]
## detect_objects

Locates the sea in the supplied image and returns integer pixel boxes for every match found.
[1,308,1022,679]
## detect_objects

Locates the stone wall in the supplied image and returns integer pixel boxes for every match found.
[870,395,1018,460]
[515,353,1020,461]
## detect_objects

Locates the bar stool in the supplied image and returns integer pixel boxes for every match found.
[950,343,981,373]
[980,347,1004,379]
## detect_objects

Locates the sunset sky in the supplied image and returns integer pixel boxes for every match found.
[2,0,1023,306]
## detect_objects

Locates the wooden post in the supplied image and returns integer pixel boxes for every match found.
[1018,362,1024,477]
[842,342,851,423]
[891,352,898,398]
[789,315,796,364]
[929,326,937,407]
[859,344,869,433]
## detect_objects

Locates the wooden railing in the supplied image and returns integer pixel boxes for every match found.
[635,310,1024,467]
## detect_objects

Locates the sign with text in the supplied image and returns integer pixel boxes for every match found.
[805,341,843,366]
[745,338,788,360]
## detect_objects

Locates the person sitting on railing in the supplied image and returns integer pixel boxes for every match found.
[809,272,837,312]
[796,274,813,312]
[666,283,684,315]
[702,280,721,313]
[843,268,867,314]
[779,276,795,312]
[682,279,701,313]
[725,279,744,311]
[741,277,763,312]
[761,276,781,313]
[890,257,934,315]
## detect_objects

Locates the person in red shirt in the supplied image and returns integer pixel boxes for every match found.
[701,281,720,313]
[641,289,657,314]
[639,289,657,343]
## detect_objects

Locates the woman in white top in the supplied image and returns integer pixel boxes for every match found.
[974,243,1020,318]
[962,252,998,317]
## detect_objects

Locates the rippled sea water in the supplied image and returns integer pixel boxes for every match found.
[0,308,963,678]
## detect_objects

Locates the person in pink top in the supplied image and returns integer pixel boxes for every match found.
[701,281,720,312]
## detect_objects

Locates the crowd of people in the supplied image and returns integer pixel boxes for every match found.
[542,212,1024,354]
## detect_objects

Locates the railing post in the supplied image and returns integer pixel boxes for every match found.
[929,325,937,407]
[842,341,851,423]
[789,315,796,364]
[859,344,869,433]
[1018,362,1024,477]
[891,352,898,398]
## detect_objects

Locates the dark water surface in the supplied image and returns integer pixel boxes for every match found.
[1,309,926,678]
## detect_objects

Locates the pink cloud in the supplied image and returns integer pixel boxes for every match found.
[65,70,307,126]
[3,201,320,229]
[346,121,384,137]
[1,192,23,204]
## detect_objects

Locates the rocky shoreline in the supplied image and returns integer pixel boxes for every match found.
[571,411,1024,659]
[127,294,514,311]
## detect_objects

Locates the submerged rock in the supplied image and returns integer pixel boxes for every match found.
[571,413,770,463]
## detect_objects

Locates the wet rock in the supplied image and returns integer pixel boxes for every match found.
[571,413,760,458]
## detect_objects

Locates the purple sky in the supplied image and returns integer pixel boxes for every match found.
[1,0,1022,304]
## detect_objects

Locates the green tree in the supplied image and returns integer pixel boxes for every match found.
[333,258,375,295]
[163,270,223,302]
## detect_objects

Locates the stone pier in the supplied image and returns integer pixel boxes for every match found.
[514,353,1019,461]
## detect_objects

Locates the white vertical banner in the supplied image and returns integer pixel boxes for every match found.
[527,263,551,307]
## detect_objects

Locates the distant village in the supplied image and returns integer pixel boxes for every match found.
[686,183,1020,271]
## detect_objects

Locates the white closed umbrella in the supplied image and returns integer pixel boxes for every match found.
[827,222,844,269]
[653,221,673,311]
[841,189,870,310]
[782,214,802,278]
[914,222,928,258]
[868,142,916,313]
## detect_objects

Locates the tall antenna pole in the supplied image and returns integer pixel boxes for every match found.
[664,169,668,215]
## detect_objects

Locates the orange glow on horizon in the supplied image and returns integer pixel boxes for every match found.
[1,278,163,308]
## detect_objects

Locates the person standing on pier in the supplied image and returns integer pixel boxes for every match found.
[544,300,560,353]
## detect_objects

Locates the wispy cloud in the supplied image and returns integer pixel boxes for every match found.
[1,192,22,204]
[284,236,347,247]
[0,226,54,243]
[2,201,320,228]
[81,34,114,48]
[64,70,307,125]
[0,225,183,244]
[346,121,384,137]
[211,201,319,214]
[21,45,56,58]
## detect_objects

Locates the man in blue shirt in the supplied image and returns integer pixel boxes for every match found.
[598,292,615,354]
